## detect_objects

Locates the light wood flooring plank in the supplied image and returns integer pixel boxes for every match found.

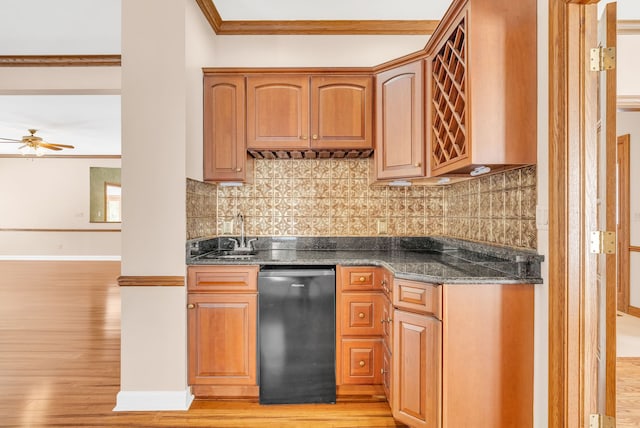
[0,261,403,427]
[617,357,640,428]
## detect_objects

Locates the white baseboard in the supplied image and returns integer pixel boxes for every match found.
[113,389,194,411]
[0,255,121,261]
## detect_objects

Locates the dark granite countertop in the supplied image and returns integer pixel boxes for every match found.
[186,236,543,285]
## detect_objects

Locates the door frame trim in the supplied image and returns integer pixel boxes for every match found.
[549,0,617,426]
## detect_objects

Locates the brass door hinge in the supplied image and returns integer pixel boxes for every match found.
[590,231,616,254]
[590,47,616,71]
[589,414,615,428]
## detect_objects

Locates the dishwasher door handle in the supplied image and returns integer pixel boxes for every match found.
[290,283,306,288]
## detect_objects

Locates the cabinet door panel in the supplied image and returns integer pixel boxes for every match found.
[246,76,309,149]
[393,310,441,428]
[311,76,372,150]
[203,75,247,181]
[375,61,424,180]
[188,294,257,386]
[188,265,258,293]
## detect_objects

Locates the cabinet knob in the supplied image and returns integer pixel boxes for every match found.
[381,319,387,324]
[387,317,393,323]
[359,360,366,367]
[359,276,366,282]
[187,303,195,309]
[235,167,242,172]
[300,135,307,140]
[381,368,386,374]
[415,162,422,167]
[358,312,365,319]
[312,134,318,140]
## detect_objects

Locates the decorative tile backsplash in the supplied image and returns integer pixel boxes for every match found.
[186,160,537,249]
[186,179,217,239]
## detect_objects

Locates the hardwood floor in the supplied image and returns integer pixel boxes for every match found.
[0,261,403,427]
[617,357,640,428]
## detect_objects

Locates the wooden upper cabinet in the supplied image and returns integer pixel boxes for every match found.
[310,76,372,150]
[375,60,425,180]
[426,0,536,176]
[203,75,250,182]
[246,75,309,150]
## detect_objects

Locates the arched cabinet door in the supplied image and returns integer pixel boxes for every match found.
[374,60,425,180]
[246,76,309,150]
[203,75,248,182]
[310,76,373,150]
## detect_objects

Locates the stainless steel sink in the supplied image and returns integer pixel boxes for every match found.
[199,250,257,260]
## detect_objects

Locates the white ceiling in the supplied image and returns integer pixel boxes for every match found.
[0,95,121,156]
[0,0,638,156]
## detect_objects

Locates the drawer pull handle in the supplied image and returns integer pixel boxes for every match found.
[187,303,195,309]
[358,312,365,319]
[359,276,366,282]
[359,360,366,367]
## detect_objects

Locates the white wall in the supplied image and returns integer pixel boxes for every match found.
[618,35,640,96]
[117,0,217,411]
[0,157,121,258]
[212,35,428,67]
[618,112,640,308]
[0,67,121,259]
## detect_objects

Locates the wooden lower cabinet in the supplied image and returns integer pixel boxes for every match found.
[392,309,442,428]
[187,265,259,398]
[340,339,383,385]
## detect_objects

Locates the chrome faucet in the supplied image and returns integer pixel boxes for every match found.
[237,213,246,248]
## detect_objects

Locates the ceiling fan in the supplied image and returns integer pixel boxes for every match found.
[0,129,75,155]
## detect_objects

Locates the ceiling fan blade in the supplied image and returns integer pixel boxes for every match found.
[46,143,75,149]
[0,137,21,142]
[37,143,63,151]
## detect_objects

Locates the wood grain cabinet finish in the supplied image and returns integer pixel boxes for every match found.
[310,76,372,150]
[341,339,383,385]
[393,309,442,428]
[246,75,373,151]
[336,266,387,392]
[340,266,384,291]
[374,60,425,180]
[246,75,310,150]
[188,265,258,293]
[393,277,442,319]
[188,293,257,386]
[203,75,252,182]
[341,292,385,336]
[426,0,537,176]
[187,265,259,398]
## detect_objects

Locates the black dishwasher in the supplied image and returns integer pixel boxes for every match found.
[258,266,336,404]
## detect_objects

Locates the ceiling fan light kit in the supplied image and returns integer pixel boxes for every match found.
[0,129,75,155]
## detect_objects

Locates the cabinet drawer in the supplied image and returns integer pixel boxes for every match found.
[339,266,384,291]
[393,278,442,319]
[341,293,385,336]
[187,265,259,293]
[340,339,383,385]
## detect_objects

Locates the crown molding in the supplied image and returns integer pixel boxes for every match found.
[196,0,437,35]
[618,20,640,35]
[0,55,121,67]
